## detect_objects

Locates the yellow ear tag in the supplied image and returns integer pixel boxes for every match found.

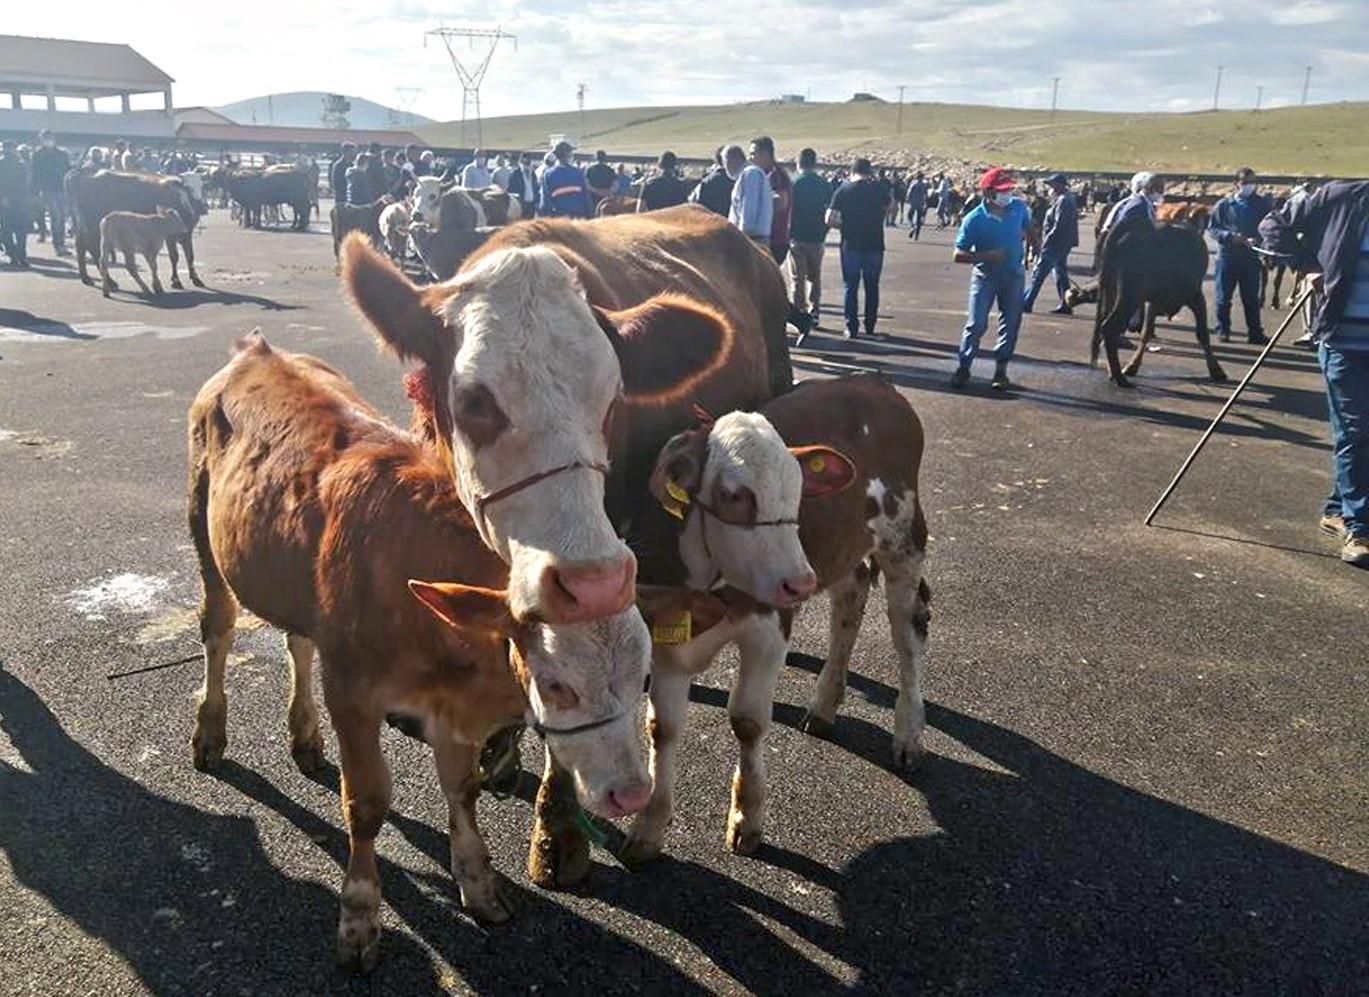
[665,480,691,505]
[808,456,827,474]
[651,610,692,646]
[663,500,686,521]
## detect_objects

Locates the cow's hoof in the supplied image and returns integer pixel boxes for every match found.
[1209,367,1230,384]
[191,276,205,288]
[335,906,381,973]
[1110,374,1134,389]
[527,822,591,889]
[800,712,836,740]
[891,737,926,771]
[191,732,226,771]
[462,883,513,925]
[726,817,763,857]
[170,277,184,290]
[618,835,663,870]
[290,737,328,776]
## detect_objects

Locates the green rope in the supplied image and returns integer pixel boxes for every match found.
[573,807,611,849]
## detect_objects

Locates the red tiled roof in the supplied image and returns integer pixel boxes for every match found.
[0,34,173,90]
[175,121,425,147]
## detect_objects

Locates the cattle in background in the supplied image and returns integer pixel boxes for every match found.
[329,196,391,259]
[596,195,640,217]
[222,163,314,230]
[619,374,930,864]
[411,177,522,228]
[67,169,207,290]
[1154,200,1212,230]
[98,207,188,298]
[407,221,494,280]
[1068,222,1228,385]
[187,335,651,970]
[378,201,411,261]
[341,203,793,629]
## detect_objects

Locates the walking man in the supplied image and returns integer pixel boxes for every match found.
[936,173,953,227]
[638,151,689,211]
[585,150,616,207]
[0,140,31,268]
[825,157,889,340]
[692,147,734,216]
[789,147,832,334]
[539,141,592,218]
[1209,166,1272,344]
[906,171,928,241]
[950,168,1036,390]
[31,130,71,257]
[1261,180,1369,567]
[1023,173,1079,314]
[506,152,539,218]
[460,149,492,189]
[727,143,772,244]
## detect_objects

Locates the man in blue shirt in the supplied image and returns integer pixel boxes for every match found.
[950,168,1037,390]
[1022,173,1079,315]
[538,141,592,219]
[1261,179,1369,567]
[1209,166,1272,344]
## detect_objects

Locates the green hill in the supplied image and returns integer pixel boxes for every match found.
[420,100,1369,176]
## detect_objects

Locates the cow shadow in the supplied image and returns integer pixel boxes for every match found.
[763,655,1368,994]
[0,666,705,996]
[0,308,94,341]
[22,257,82,282]
[108,288,303,312]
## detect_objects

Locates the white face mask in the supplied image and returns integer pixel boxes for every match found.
[1147,190,1165,205]
[1239,182,1257,197]
[992,191,1014,207]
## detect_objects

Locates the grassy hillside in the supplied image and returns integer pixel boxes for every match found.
[420,100,1369,176]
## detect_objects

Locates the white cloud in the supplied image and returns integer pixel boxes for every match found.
[1269,1,1347,25]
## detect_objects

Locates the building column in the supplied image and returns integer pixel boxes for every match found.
[9,92,19,110]
[163,88,172,112]
[87,96,96,113]
[121,93,131,113]
[46,85,56,112]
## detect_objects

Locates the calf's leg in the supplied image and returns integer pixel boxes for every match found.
[429,730,510,922]
[1122,304,1157,377]
[284,634,325,773]
[622,659,695,867]
[802,564,873,738]
[877,547,932,769]
[124,250,152,296]
[146,251,164,296]
[528,751,591,888]
[191,575,237,771]
[1190,289,1229,383]
[329,698,390,973]
[726,618,788,855]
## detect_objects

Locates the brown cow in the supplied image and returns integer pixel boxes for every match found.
[341,203,793,627]
[596,195,641,217]
[187,335,651,971]
[612,373,930,864]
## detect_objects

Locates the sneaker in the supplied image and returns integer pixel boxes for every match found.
[1293,332,1315,347]
[1050,303,1073,315]
[843,327,857,340]
[949,364,971,389]
[990,364,1012,391]
[1319,513,1347,538]
[1342,534,1369,567]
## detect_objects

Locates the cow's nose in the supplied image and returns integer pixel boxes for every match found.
[604,781,653,816]
[776,570,818,607]
[539,556,637,623]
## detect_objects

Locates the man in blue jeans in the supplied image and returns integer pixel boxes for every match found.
[826,158,890,340]
[1261,179,1369,567]
[1209,166,1272,344]
[1022,172,1078,314]
[950,167,1037,390]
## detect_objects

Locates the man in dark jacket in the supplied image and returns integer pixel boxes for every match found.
[691,146,735,217]
[1261,179,1369,567]
[329,143,355,203]
[506,152,538,218]
[346,153,380,206]
[637,151,689,212]
[0,141,32,267]
[31,130,71,255]
[1023,173,1079,314]
[1209,166,1273,344]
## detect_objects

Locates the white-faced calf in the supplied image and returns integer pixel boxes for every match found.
[187,336,650,972]
[622,374,930,864]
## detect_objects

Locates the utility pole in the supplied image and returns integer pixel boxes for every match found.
[1255,85,1264,112]
[1301,65,1312,105]
[576,82,587,142]
[1212,65,1224,111]
[896,84,906,135]
[425,26,517,148]
[1050,76,1061,120]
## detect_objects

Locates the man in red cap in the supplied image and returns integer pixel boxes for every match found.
[950,167,1037,390]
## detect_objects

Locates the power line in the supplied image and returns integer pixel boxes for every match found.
[425,26,517,148]
[1212,65,1224,111]
[1301,65,1313,105]
[1255,85,1264,112]
[576,82,588,142]
[1050,76,1061,120]
[896,84,906,135]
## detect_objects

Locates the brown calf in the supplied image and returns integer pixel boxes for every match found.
[187,336,650,971]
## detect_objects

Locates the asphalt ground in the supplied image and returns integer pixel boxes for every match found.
[1,204,1365,997]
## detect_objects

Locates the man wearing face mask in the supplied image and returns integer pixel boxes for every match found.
[1100,171,1165,249]
[950,167,1037,390]
[30,130,71,257]
[1209,167,1272,344]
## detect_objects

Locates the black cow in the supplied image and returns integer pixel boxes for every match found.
[1069,221,1228,387]
[66,169,207,291]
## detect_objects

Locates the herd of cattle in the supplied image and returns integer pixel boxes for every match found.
[185,206,928,970]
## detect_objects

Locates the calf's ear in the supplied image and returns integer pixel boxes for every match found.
[648,428,710,519]
[791,445,858,497]
[595,294,735,404]
[342,232,456,371]
[408,581,520,639]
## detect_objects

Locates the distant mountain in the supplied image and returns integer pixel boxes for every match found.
[213,92,432,131]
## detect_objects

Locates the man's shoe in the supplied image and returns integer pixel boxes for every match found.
[990,363,1013,391]
[56,247,71,257]
[1248,333,1269,346]
[1021,304,1033,314]
[1293,332,1315,347]
[1342,534,1369,567]
[1320,513,1347,539]
[1218,331,1231,343]
[1050,303,1073,315]
[949,364,971,389]
[810,308,821,328]
[843,327,857,340]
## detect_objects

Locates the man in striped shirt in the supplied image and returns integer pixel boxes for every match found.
[1261,180,1369,567]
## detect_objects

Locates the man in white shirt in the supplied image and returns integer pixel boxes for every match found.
[460,149,492,188]
[727,144,772,243]
[490,153,511,190]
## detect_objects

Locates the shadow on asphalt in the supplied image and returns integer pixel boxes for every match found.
[1147,522,1341,559]
[5,662,1363,994]
[95,287,303,312]
[0,308,95,341]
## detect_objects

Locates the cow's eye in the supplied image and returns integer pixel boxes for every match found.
[539,677,580,710]
[452,383,508,448]
[717,484,758,525]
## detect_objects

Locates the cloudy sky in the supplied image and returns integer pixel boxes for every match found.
[9,1,1367,119]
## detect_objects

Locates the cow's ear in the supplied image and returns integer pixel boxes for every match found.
[791,445,858,497]
[648,428,710,519]
[407,581,520,639]
[342,232,456,370]
[595,294,735,404]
